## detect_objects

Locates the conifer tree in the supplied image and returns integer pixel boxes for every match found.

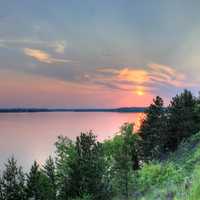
[166,90,200,151]
[67,132,111,200]
[139,96,166,161]
[55,136,76,200]
[26,161,49,200]
[42,156,57,200]
[26,161,40,199]
[1,157,26,200]
[0,177,3,200]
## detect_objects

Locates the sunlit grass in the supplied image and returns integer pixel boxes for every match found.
[122,131,200,200]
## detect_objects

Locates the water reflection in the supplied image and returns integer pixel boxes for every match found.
[0,112,140,169]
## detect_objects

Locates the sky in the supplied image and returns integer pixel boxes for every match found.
[0,0,200,108]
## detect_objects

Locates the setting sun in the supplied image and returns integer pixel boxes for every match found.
[135,90,145,96]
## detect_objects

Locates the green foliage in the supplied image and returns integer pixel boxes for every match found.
[168,132,200,175]
[136,162,182,193]
[42,156,57,200]
[139,90,200,163]
[70,193,92,200]
[55,135,76,200]
[66,131,111,200]
[139,96,166,161]
[0,157,26,200]
[110,123,141,199]
[186,166,200,200]
[54,132,112,200]
[26,161,41,199]
[0,177,3,200]
[166,89,200,151]
[55,135,76,177]
[129,131,200,200]
[26,160,53,200]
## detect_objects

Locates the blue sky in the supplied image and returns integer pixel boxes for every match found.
[0,0,200,107]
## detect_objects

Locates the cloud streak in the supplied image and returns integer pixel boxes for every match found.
[148,64,189,87]
[78,63,198,96]
[23,48,72,64]
[0,39,67,54]
[54,41,66,54]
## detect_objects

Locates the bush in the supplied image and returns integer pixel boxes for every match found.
[136,162,181,193]
[186,166,200,200]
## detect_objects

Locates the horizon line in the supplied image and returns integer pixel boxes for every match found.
[0,107,147,113]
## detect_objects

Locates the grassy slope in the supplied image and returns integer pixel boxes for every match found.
[131,131,200,200]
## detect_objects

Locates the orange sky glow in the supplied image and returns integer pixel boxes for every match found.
[1,1,200,108]
[0,69,154,108]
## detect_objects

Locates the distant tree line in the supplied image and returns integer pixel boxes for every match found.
[1,89,200,200]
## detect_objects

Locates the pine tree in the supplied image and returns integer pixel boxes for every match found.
[26,161,40,199]
[139,96,166,161]
[42,156,57,200]
[1,157,26,200]
[0,176,4,200]
[26,161,49,200]
[67,132,111,200]
[166,90,200,151]
[55,136,76,200]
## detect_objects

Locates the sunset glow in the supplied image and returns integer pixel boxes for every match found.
[134,113,146,132]
[135,87,145,96]
[1,2,200,199]
[0,1,200,108]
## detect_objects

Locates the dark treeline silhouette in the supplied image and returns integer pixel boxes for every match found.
[0,107,146,113]
[139,89,200,161]
[1,89,200,200]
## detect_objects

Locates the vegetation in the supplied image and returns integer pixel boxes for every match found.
[139,96,166,161]
[1,89,200,199]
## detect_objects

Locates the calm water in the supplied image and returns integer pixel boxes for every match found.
[0,112,141,169]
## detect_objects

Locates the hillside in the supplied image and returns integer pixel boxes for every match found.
[129,131,200,200]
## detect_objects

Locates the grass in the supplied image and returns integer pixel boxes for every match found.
[76,132,200,200]
[128,131,200,200]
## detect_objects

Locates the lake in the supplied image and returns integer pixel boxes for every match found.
[0,112,141,170]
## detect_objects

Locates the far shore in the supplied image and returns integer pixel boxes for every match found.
[0,107,146,113]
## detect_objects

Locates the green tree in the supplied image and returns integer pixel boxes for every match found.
[139,96,166,161]
[166,90,200,151]
[26,161,41,199]
[55,136,76,200]
[1,157,26,200]
[26,161,51,200]
[113,123,141,199]
[67,132,111,200]
[0,177,3,200]
[42,156,57,200]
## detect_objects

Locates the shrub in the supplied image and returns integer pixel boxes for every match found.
[136,162,181,193]
[187,166,200,200]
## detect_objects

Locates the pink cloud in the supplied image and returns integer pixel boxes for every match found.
[23,48,72,64]
[91,63,197,94]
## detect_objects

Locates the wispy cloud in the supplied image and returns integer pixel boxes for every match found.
[117,68,149,84]
[148,64,188,87]
[54,41,66,54]
[24,48,72,64]
[79,63,198,96]
[0,39,67,54]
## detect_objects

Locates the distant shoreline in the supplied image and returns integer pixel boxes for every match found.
[0,107,146,113]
